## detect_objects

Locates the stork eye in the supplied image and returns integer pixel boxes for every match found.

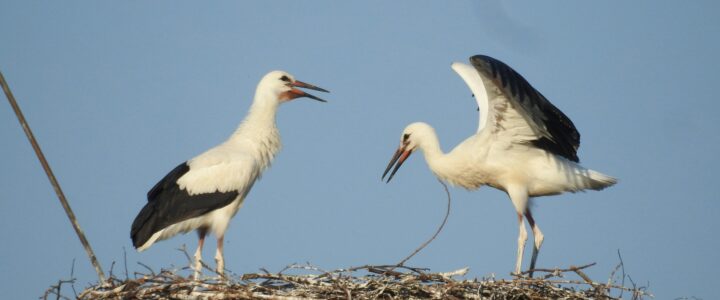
[403,133,410,141]
[280,75,290,82]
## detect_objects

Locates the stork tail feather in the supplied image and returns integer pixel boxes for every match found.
[586,170,617,191]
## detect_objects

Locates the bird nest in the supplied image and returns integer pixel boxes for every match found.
[45,184,647,299]
[49,261,650,300]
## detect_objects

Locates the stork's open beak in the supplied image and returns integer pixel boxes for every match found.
[382,144,413,183]
[287,80,329,102]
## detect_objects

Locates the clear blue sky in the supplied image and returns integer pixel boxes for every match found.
[1,1,718,298]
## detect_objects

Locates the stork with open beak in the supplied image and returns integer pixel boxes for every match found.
[383,55,616,276]
[131,70,329,278]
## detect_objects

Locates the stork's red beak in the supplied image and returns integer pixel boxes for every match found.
[285,80,329,102]
[382,144,413,183]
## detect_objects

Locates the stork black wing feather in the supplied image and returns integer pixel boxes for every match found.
[130,162,239,248]
[470,55,580,162]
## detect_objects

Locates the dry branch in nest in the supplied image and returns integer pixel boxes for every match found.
[71,261,650,300]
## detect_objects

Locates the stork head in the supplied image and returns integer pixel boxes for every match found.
[382,122,436,183]
[258,70,329,103]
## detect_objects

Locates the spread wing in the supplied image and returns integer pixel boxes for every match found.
[452,55,580,162]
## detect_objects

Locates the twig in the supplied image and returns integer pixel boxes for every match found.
[41,278,75,300]
[572,265,594,284]
[395,179,452,266]
[69,258,78,298]
[520,262,596,277]
[1,71,106,282]
[55,279,61,300]
[137,262,156,277]
[177,244,193,265]
[607,249,626,298]
[108,261,116,279]
[123,247,129,280]
[619,249,627,299]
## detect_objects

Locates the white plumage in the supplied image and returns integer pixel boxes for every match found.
[131,70,328,278]
[383,55,616,276]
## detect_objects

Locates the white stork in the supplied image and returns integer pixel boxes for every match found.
[382,55,616,276]
[130,70,328,278]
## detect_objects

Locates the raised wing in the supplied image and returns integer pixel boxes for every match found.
[453,55,580,162]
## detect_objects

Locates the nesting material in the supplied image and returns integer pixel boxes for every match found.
[71,263,650,300]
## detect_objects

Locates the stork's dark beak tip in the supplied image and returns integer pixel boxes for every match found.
[382,147,410,184]
[314,86,330,93]
[292,80,329,102]
[308,94,328,102]
[293,80,330,93]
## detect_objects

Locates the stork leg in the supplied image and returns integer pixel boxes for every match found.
[508,186,529,276]
[525,208,544,278]
[193,228,208,280]
[215,236,225,276]
[514,212,528,275]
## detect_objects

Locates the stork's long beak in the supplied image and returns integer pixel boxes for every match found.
[382,144,413,183]
[288,80,329,102]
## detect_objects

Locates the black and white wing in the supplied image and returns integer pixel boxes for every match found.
[130,150,257,249]
[452,55,580,162]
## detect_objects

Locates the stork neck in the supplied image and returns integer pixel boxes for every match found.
[229,90,281,142]
[244,90,280,126]
[417,133,447,174]
[225,91,282,170]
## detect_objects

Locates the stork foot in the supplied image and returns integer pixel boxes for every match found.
[214,254,225,276]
